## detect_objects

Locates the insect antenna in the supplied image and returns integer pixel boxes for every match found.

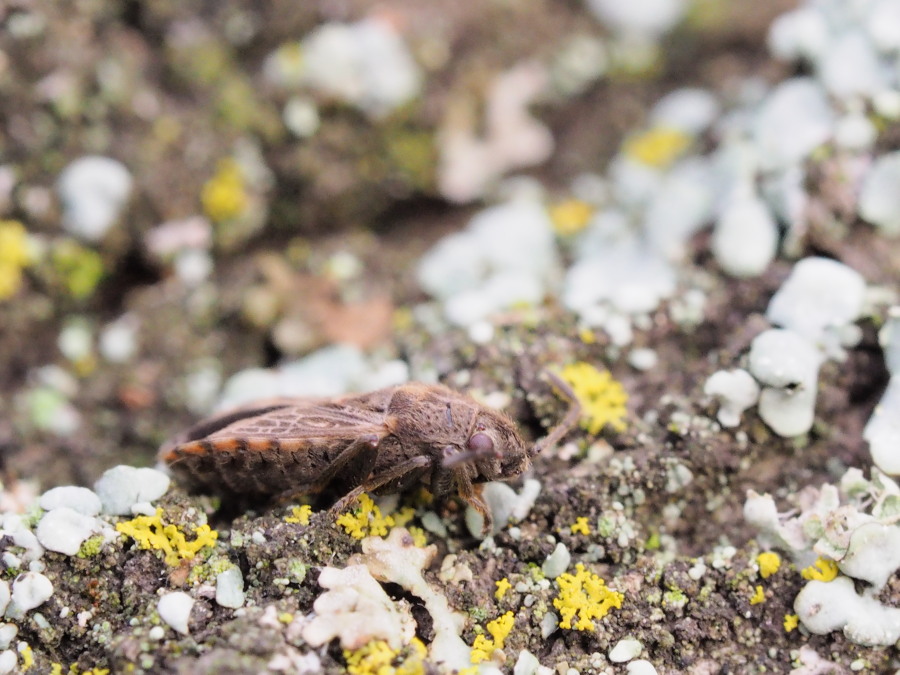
[441,443,501,469]
[530,371,582,457]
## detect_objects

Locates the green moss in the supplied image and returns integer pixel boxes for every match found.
[468,607,489,623]
[77,535,106,558]
[596,516,616,538]
[287,559,308,583]
[663,587,688,610]
[51,239,105,299]
[527,564,545,582]
[383,130,435,189]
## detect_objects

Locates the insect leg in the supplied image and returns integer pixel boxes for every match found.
[275,433,383,504]
[328,455,431,516]
[531,370,582,457]
[458,478,493,536]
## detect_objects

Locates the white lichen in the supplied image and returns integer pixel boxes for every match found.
[865,308,900,474]
[765,257,866,359]
[748,329,821,437]
[350,528,470,670]
[302,564,413,650]
[703,369,760,428]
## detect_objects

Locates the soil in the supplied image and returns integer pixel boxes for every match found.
[2,1,898,673]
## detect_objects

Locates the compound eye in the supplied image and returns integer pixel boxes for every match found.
[467,432,494,455]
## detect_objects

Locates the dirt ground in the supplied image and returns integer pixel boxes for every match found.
[2,1,899,673]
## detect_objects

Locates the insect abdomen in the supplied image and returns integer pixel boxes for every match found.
[163,437,320,498]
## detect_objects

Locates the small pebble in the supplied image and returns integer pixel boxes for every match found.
[215,567,245,609]
[627,348,658,371]
[514,649,542,675]
[36,508,98,556]
[99,315,139,364]
[11,572,53,613]
[38,486,102,516]
[93,466,170,516]
[417,512,447,538]
[542,542,571,579]
[540,612,559,638]
[610,638,643,662]
[0,583,8,617]
[57,155,132,242]
[0,650,15,675]
[627,660,659,675]
[148,626,165,641]
[158,592,194,635]
[0,625,16,651]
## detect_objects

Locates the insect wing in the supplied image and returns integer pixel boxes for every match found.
[208,402,386,440]
[162,402,388,462]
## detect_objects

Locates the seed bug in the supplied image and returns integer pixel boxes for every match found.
[159,373,581,533]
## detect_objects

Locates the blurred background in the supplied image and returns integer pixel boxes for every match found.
[0,0,802,499]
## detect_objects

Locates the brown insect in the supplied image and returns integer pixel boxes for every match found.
[159,374,581,533]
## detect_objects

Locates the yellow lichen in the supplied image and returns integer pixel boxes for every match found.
[344,638,427,675]
[336,493,396,539]
[801,557,839,582]
[757,552,781,579]
[52,663,107,675]
[549,199,594,236]
[392,506,417,528]
[560,362,628,435]
[570,516,591,536]
[284,504,313,525]
[470,611,515,664]
[784,613,799,632]
[749,585,765,605]
[201,158,248,223]
[19,642,33,669]
[487,611,514,647]
[494,577,512,600]
[469,634,494,665]
[408,526,428,548]
[0,220,31,300]
[622,126,691,168]
[553,563,623,630]
[116,508,218,566]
